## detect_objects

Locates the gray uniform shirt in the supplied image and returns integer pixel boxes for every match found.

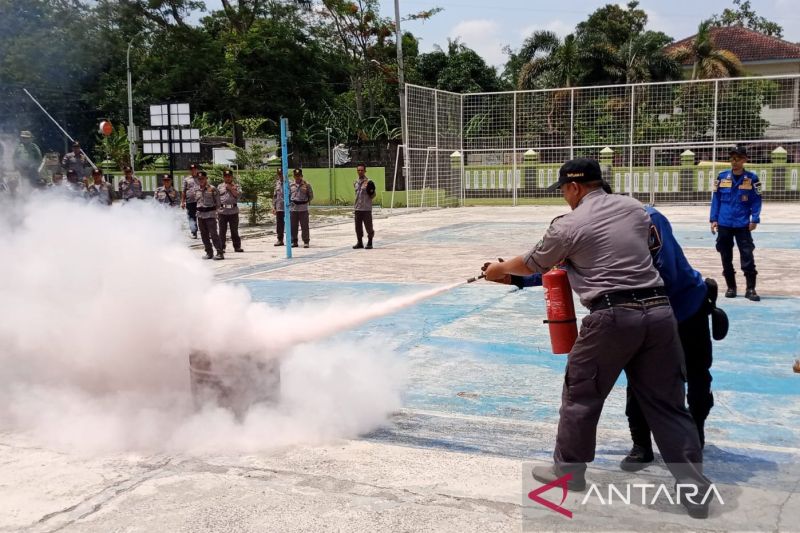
[154,186,179,206]
[217,182,240,215]
[194,185,220,219]
[354,176,376,211]
[61,152,90,180]
[183,175,200,204]
[119,177,143,200]
[289,180,313,212]
[87,182,112,205]
[523,188,663,308]
[273,179,285,211]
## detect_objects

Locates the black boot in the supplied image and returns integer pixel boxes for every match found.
[723,273,736,298]
[365,238,373,249]
[214,251,225,261]
[745,274,760,301]
[620,444,654,472]
[274,241,284,247]
[353,240,364,249]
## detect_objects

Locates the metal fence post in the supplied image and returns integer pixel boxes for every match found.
[434,90,439,208]
[628,85,635,194]
[460,93,465,207]
[512,91,518,207]
[712,80,719,187]
[570,88,575,160]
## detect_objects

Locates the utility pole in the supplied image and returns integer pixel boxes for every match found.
[126,34,140,172]
[394,0,406,180]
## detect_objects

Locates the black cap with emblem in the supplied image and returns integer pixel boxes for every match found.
[547,158,603,191]
[729,145,748,158]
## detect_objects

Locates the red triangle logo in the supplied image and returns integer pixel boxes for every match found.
[528,473,573,518]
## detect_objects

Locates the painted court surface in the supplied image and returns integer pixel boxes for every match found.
[3,204,799,532]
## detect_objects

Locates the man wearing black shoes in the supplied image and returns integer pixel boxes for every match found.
[352,164,376,249]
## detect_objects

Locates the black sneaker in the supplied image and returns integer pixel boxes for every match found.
[745,288,760,301]
[234,248,244,253]
[192,232,198,239]
[365,242,373,249]
[291,243,298,248]
[725,287,736,298]
[620,445,654,472]
[203,253,213,260]
[214,253,224,261]
[303,243,309,248]
[532,465,586,492]
[274,241,284,247]
[676,484,710,519]
[353,242,364,249]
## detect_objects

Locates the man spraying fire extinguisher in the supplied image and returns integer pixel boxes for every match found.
[494,202,728,468]
[482,157,712,519]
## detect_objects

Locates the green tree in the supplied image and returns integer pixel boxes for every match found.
[668,21,744,80]
[417,39,502,93]
[575,1,647,48]
[502,30,560,88]
[611,31,681,84]
[517,34,590,89]
[708,0,783,38]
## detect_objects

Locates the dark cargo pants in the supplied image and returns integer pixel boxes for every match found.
[290,210,310,245]
[626,301,714,448]
[198,216,223,256]
[354,210,374,242]
[275,211,285,243]
[554,304,706,486]
[716,226,757,277]
[186,202,198,235]
[218,213,241,251]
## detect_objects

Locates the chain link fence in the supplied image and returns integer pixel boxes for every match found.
[399,75,800,207]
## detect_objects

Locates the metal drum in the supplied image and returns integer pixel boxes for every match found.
[189,351,280,419]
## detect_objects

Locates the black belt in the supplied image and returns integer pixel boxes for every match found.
[291,200,308,205]
[197,206,216,212]
[590,287,669,312]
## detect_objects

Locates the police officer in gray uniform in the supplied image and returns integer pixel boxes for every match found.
[153,174,179,207]
[273,168,286,246]
[181,164,201,238]
[118,166,143,201]
[353,163,376,249]
[217,169,243,253]
[289,168,313,248]
[61,141,90,182]
[483,158,710,519]
[86,168,112,205]
[194,171,224,260]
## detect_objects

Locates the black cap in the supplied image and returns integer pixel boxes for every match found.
[197,170,208,178]
[223,169,233,176]
[162,173,172,181]
[123,165,132,172]
[729,145,748,158]
[91,168,102,176]
[546,158,603,191]
[66,169,77,176]
[189,163,198,169]
[293,168,303,175]
[72,141,80,148]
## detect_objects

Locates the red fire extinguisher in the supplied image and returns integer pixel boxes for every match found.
[542,268,578,355]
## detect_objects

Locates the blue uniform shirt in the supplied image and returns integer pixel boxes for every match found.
[709,169,762,227]
[518,206,706,322]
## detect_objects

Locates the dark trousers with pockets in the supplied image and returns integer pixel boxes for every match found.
[625,301,714,449]
[355,210,374,242]
[186,202,198,234]
[275,211,285,242]
[290,211,310,244]
[198,216,223,255]
[716,226,756,277]
[554,305,706,487]
[218,213,241,251]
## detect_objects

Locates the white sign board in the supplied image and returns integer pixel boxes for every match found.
[213,147,237,166]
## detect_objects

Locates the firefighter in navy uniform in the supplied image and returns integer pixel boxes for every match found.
[710,145,762,301]
[482,158,711,519]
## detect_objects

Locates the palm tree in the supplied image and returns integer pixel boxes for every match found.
[518,33,588,89]
[613,31,683,84]
[668,21,744,79]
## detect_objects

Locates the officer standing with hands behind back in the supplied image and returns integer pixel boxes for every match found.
[218,169,243,253]
[710,145,762,301]
[482,158,711,519]
[194,171,224,260]
[289,168,313,248]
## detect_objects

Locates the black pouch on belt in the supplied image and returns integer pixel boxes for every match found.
[705,278,729,341]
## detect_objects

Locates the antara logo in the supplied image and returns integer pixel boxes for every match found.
[528,475,725,518]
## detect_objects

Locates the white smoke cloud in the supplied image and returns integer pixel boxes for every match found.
[0,194,405,453]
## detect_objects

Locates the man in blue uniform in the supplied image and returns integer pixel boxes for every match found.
[710,145,762,301]
[500,195,726,471]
